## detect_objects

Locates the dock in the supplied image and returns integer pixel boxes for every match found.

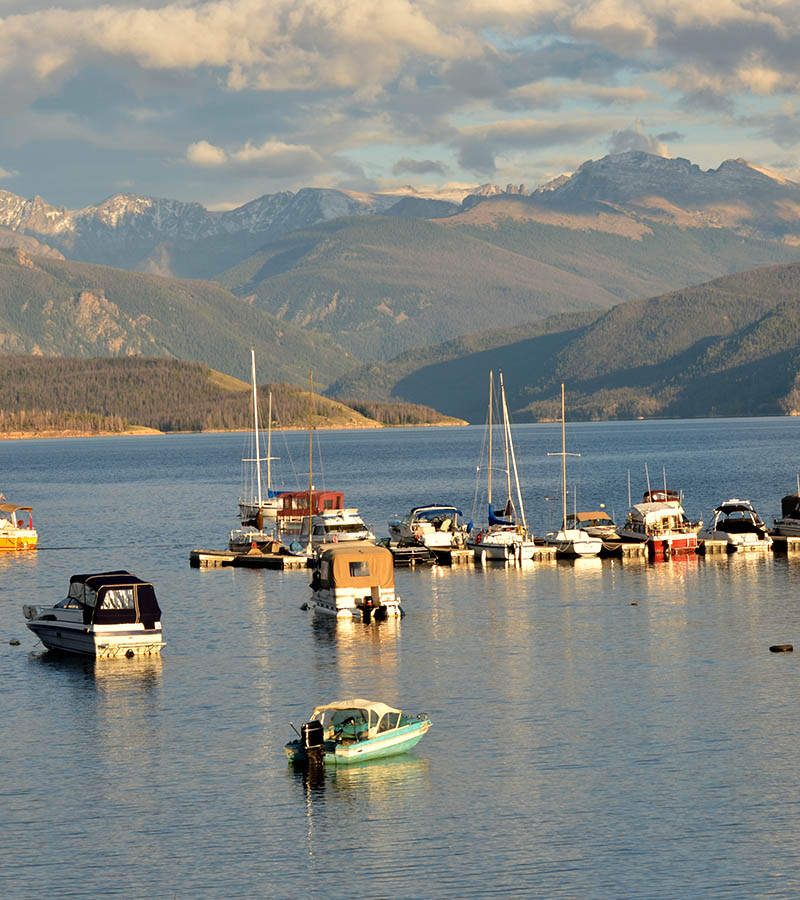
[698,539,729,555]
[189,548,310,569]
[769,535,800,553]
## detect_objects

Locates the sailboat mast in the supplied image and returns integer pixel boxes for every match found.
[560,382,567,529]
[250,349,263,508]
[500,372,528,530]
[307,372,313,549]
[266,390,273,494]
[500,370,512,506]
[487,370,493,509]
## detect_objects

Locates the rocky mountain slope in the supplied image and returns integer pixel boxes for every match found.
[0,248,358,387]
[326,261,800,421]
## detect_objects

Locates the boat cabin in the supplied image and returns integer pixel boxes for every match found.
[642,489,681,505]
[278,490,343,520]
[309,699,404,743]
[60,571,162,629]
[779,494,800,521]
[310,544,400,619]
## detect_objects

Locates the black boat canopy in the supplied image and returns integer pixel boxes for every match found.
[67,571,161,627]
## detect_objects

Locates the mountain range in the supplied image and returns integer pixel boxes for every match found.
[3,151,800,364]
[328,260,800,421]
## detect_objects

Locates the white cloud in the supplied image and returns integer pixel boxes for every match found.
[0,165,19,179]
[186,140,227,167]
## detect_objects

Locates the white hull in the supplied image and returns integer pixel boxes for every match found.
[26,618,164,657]
[467,533,536,560]
[699,528,772,551]
[311,586,401,620]
[545,528,602,558]
[773,519,800,537]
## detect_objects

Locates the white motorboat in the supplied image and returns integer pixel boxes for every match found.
[388,505,468,549]
[699,498,772,551]
[544,384,602,558]
[618,485,702,559]
[23,571,164,658]
[237,349,281,530]
[309,544,402,620]
[0,501,38,551]
[304,508,375,545]
[466,370,537,561]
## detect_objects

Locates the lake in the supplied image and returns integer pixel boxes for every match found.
[2,418,800,899]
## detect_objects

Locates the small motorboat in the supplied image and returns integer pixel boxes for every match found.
[309,544,402,620]
[773,489,800,536]
[378,536,437,567]
[23,571,164,657]
[285,698,432,767]
[388,505,468,549]
[304,508,375,546]
[0,501,38,551]
[566,510,622,555]
[699,499,772,551]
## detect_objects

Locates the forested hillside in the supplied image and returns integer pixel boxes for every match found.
[0,356,461,436]
[327,262,800,421]
[0,248,359,387]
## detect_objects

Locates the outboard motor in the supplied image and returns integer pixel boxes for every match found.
[301,720,325,768]
[361,597,373,623]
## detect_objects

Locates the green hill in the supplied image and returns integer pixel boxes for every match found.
[326,261,800,421]
[0,356,461,435]
[0,248,359,387]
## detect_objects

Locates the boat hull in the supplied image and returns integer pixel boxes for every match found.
[467,532,536,560]
[0,530,38,551]
[286,719,431,766]
[545,528,602,558]
[26,619,164,658]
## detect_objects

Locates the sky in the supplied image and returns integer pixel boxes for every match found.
[1,0,799,210]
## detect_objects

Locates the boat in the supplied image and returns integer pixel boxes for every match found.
[388,505,468,549]
[377,537,437,567]
[544,384,602,558]
[309,544,402,620]
[0,501,38,551]
[617,481,702,559]
[237,349,281,530]
[773,480,800,536]
[301,508,375,546]
[699,499,772,551]
[466,371,537,561]
[23,570,164,658]
[228,526,283,554]
[565,510,622,555]
[285,698,432,767]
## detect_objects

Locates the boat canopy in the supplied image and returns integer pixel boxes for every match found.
[411,506,462,520]
[316,545,394,590]
[569,511,614,525]
[714,499,757,515]
[67,571,161,627]
[631,501,686,524]
[780,494,800,519]
[0,503,32,515]
[311,698,401,720]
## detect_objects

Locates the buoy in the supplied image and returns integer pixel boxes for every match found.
[9,639,20,646]
[769,644,794,653]
[125,649,135,658]
[631,602,638,606]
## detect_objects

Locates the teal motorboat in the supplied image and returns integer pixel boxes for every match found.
[285,698,432,767]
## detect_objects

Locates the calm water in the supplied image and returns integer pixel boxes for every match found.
[3,419,800,899]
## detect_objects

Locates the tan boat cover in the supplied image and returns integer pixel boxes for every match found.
[320,544,394,589]
[311,698,401,719]
[0,504,32,514]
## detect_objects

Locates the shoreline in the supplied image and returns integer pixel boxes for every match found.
[0,421,469,441]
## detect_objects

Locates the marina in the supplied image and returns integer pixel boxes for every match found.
[5,418,800,900]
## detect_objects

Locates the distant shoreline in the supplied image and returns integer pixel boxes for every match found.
[0,421,468,441]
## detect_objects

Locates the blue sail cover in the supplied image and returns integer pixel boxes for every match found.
[488,504,514,526]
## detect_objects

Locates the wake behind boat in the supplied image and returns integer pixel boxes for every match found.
[285,699,432,767]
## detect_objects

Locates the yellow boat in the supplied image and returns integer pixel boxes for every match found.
[0,502,38,551]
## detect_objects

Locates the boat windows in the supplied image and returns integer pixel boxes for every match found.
[378,712,400,733]
[349,561,371,577]
[55,596,83,610]
[103,588,136,610]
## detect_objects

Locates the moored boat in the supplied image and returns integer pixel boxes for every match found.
[699,499,772,551]
[544,384,602,558]
[388,505,468,549]
[618,486,702,559]
[23,571,164,657]
[285,698,432,767]
[303,508,375,546]
[773,487,800,536]
[466,371,536,561]
[309,544,402,620]
[0,501,38,551]
[566,510,622,555]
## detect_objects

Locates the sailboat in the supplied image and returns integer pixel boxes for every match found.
[466,370,537,561]
[229,350,282,552]
[544,383,602,558]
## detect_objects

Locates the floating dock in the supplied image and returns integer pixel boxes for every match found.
[769,535,800,553]
[189,548,310,569]
[698,539,729,555]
